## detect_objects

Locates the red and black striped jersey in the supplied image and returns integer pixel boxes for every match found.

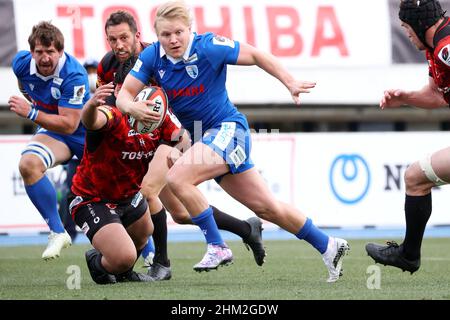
[428,17,450,103]
[71,105,181,202]
[97,42,150,86]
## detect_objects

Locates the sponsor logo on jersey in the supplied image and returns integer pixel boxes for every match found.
[52,77,63,85]
[121,150,155,160]
[131,192,143,208]
[29,83,34,91]
[81,222,90,234]
[438,44,450,66]
[51,87,61,99]
[133,59,143,72]
[212,122,236,151]
[229,145,246,168]
[158,69,166,79]
[185,65,199,79]
[212,35,235,48]
[106,203,117,209]
[68,85,86,104]
[166,84,205,99]
[69,196,83,213]
[128,129,140,137]
[185,53,198,63]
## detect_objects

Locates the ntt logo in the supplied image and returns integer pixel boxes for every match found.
[329,154,371,204]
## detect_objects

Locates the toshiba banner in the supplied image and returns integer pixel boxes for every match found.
[12,0,390,67]
[1,133,450,234]
[0,0,447,105]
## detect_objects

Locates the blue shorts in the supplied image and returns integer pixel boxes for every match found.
[202,118,254,183]
[35,127,85,161]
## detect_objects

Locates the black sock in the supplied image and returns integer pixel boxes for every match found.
[151,208,169,266]
[403,193,432,260]
[211,206,251,239]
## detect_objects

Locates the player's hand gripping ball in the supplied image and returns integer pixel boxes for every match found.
[129,86,168,134]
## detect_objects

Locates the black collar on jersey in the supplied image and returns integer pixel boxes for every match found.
[399,0,446,47]
[432,17,450,47]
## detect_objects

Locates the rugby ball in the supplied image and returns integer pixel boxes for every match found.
[129,86,168,134]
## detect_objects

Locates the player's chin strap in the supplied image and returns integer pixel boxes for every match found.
[21,141,55,169]
[419,154,449,186]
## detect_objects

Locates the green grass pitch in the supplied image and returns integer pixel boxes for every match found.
[1,238,449,300]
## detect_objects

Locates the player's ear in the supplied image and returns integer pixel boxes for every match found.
[135,31,141,41]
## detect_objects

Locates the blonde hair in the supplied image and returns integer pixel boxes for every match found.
[154,1,192,32]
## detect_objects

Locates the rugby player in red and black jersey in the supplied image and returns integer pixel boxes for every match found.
[91,11,266,282]
[69,58,184,284]
[366,0,450,274]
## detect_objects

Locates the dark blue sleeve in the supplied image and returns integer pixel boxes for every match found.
[201,33,240,70]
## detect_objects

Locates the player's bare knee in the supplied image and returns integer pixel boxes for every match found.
[18,156,44,179]
[406,160,438,194]
[145,193,160,208]
[166,168,184,193]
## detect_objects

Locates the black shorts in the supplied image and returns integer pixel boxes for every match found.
[68,191,148,242]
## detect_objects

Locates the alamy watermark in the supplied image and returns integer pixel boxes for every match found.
[66,265,81,290]
[170,120,280,166]
[366,265,381,290]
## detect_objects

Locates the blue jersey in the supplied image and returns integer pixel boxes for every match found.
[131,32,246,137]
[12,50,89,137]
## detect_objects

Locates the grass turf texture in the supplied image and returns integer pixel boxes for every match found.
[1,238,449,300]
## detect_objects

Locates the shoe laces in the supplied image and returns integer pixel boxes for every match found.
[386,241,399,248]
[380,241,400,254]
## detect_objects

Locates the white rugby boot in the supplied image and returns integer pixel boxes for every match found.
[193,244,233,272]
[322,237,350,283]
[42,231,72,260]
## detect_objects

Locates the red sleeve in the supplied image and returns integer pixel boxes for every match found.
[159,110,182,145]
[97,105,123,131]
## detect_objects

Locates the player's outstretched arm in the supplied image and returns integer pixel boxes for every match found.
[380,77,448,110]
[236,42,316,105]
[81,82,115,130]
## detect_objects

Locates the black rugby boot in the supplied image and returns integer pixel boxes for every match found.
[116,269,155,282]
[85,249,117,285]
[365,241,420,274]
[243,217,266,266]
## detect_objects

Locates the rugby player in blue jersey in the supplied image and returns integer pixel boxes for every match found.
[117,1,350,282]
[8,21,89,260]
[101,10,266,281]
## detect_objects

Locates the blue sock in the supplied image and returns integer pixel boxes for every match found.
[25,175,65,233]
[295,218,329,254]
[141,237,155,258]
[191,207,224,246]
